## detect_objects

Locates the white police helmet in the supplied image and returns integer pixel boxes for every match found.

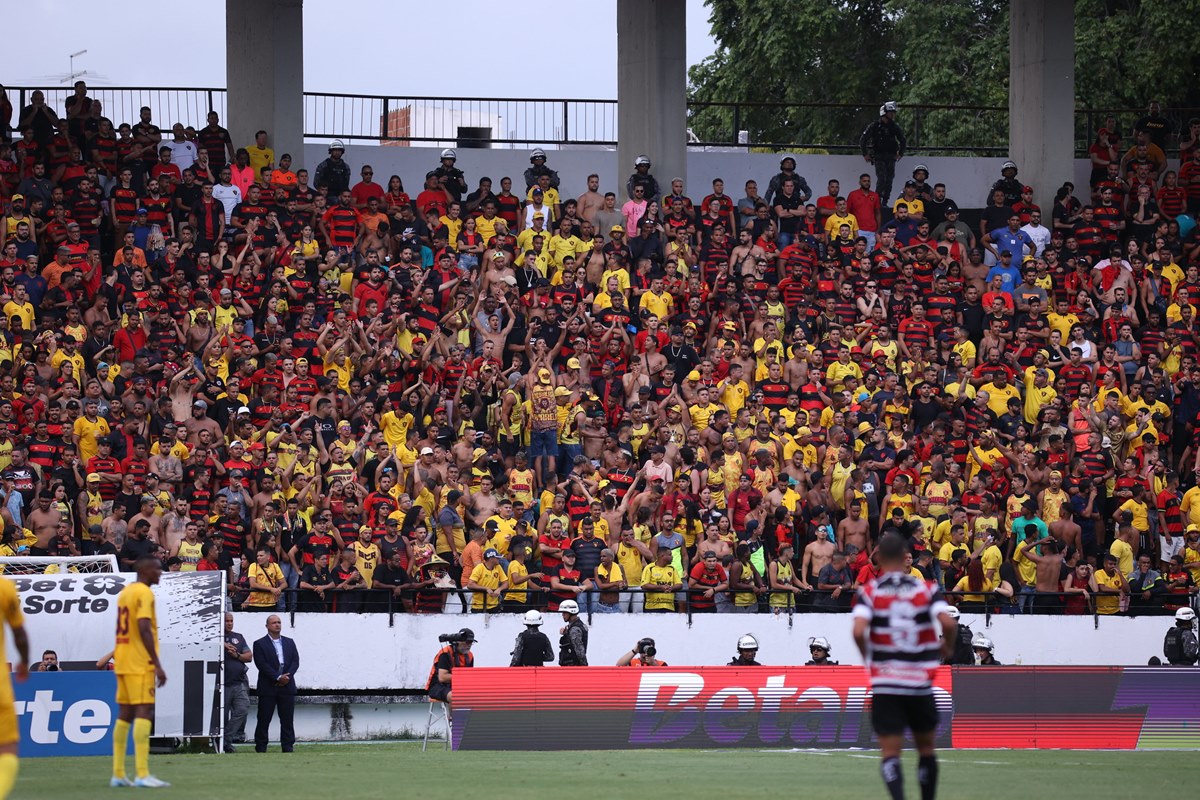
[737,634,759,651]
[1176,607,1197,623]
[972,635,994,652]
[634,155,651,167]
[559,599,579,614]
[440,148,457,160]
[523,610,544,626]
[328,139,345,152]
[808,636,831,651]
[531,148,546,161]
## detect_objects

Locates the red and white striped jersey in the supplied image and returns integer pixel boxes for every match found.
[852,571,949,696]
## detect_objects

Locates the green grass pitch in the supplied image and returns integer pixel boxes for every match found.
[17,742,1188,799]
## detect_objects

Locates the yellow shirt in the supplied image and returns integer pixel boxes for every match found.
[640,290,673,320]
[246,562,284,608]
[1117,499,1149,533]
[516,227,551,256]
[354,541,381,588]
[952,339,977,366]
[1013,540,1038,587]
[485,515,518,557]
[505,560,529,604]
[1094,569,1123,614]
[981,544,1003,577]
[823,212,858,238]
[894,197,925,217]
[0,580,23,673]
[74,415,112,463]
[245,145,275,175]
[1109,538,1134,576]
[468,562,506,610]
[114,582,158,674]
[826,360,862,392]
[953,574,998,604]
[688,402,720,432]
[379,410,413,450]
[1024,383,1057,425]
[3,301,34,329]
[981,381,1021,418]
[617,543,646,586]
[640,563,679,611]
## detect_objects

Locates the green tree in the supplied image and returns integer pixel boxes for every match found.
[688,0,1200,154]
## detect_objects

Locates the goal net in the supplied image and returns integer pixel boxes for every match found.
[0,555,120,575]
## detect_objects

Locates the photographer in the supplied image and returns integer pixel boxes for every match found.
[617,637,668,667]
[426,628,476,705]
[35,650,59,672]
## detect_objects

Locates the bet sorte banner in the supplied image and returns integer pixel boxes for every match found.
[3,572,224,740]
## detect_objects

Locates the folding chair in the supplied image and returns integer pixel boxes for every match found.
[422,699,451,751]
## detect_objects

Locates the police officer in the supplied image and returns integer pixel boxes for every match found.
[433,148,467,202]
[991,160,1023,206]
[859,101,906,205]
[558,599,588,666]
[804,636,838,665]
[510,610,555,666]
[972,635,1001,666]
[626,155,660,204]
[314,139,351,198]
[728,634,762,666]
[1164,608,1199,666]
[942,606,975,665]
[524,148,559,191]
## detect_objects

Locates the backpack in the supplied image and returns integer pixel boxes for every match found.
[950,623,975,665]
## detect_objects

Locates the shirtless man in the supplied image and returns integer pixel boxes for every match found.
[1020,536,1065,615]
[128,495,163,543]
[837,501,870,556]
[160,498,191,554]
[467,479,500,527]
[102,504,129,551]
[801,527,836,587]
[1048,501,1082,553]
[26,492,63,554]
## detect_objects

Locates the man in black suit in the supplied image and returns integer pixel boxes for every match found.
[252,614,300,752]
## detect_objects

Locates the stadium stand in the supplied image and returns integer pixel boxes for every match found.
[1,84,1199,619]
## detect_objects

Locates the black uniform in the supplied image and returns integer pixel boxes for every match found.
[1164,625,1199,666]
[313,156,351,197]
[728,656,762,666]
[860,117,907,204]
[510,628,555,666]
[559,618,589,666]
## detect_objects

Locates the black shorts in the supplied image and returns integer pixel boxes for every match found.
[871,692,939,736]
[428,682,451,702]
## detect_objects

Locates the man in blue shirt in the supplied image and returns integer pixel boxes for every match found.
[983,212,1034,269]
[985,251,1022,296]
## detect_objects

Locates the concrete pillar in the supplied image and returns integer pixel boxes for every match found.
[616,0,687,202]
[225,0,305,170]
[1008,0,1074,209]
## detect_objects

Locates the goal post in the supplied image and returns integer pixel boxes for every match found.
[0,555,120,575]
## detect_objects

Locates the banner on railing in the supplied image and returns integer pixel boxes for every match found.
[4,572,224,739]
[451,666,1199,751]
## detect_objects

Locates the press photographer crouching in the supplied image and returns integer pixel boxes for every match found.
[426,628,476,705]
[617,637,668,667]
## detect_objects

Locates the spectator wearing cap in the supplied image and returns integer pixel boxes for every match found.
[892,179,925,222]
[466,547,507,612]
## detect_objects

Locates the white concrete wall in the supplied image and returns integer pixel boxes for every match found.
[232,611,1173,693]
[303,144,1098,212]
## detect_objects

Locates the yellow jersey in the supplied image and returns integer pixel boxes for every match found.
[354,542,381,588]
[246,562,284,608]
[114,582,158,674]
[640,564,678,611]
[1094,569,1123,614]
[505,560,529,604]
[0,579,23,679]
[468,563,506,611]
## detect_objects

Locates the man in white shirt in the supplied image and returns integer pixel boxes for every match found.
[1019,209,1052,257]
[166,124,198,173]
[212,167,243,225]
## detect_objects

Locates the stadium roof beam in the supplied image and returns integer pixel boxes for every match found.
[1009,0,1075,209]
[225,0,305,170]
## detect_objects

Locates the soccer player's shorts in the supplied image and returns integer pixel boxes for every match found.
[871,692,939,736]
[116,672,157,706]
[0,684,17,745]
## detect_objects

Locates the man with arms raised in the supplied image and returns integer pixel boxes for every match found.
[853,534,956,800]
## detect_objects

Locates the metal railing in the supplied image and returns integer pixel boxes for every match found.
[255,585,1194,630]
[7,86,1197,157]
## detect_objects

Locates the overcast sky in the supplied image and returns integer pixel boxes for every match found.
[11,0,718,97]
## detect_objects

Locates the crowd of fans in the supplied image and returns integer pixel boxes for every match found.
[1,85,1199,618]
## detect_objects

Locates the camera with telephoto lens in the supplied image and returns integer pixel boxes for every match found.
[637,637,656,658]
[439,627,476,645]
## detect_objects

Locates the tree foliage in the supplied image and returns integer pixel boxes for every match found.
[687,0,1200,153]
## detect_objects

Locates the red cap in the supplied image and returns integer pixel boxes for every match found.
[1022,185,1033,193]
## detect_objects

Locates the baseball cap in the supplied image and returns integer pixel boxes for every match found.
[610,225,624,233]
[566,357,581,370]
[484,548,501,560]
[472,448,487,460]
[537,368,552,384]
[10,194,24,202]
[420,447,434,456]
[1022,185,1034,193]
[687,370,701,381]
[193,399,207,409]
[554,386,571,398]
